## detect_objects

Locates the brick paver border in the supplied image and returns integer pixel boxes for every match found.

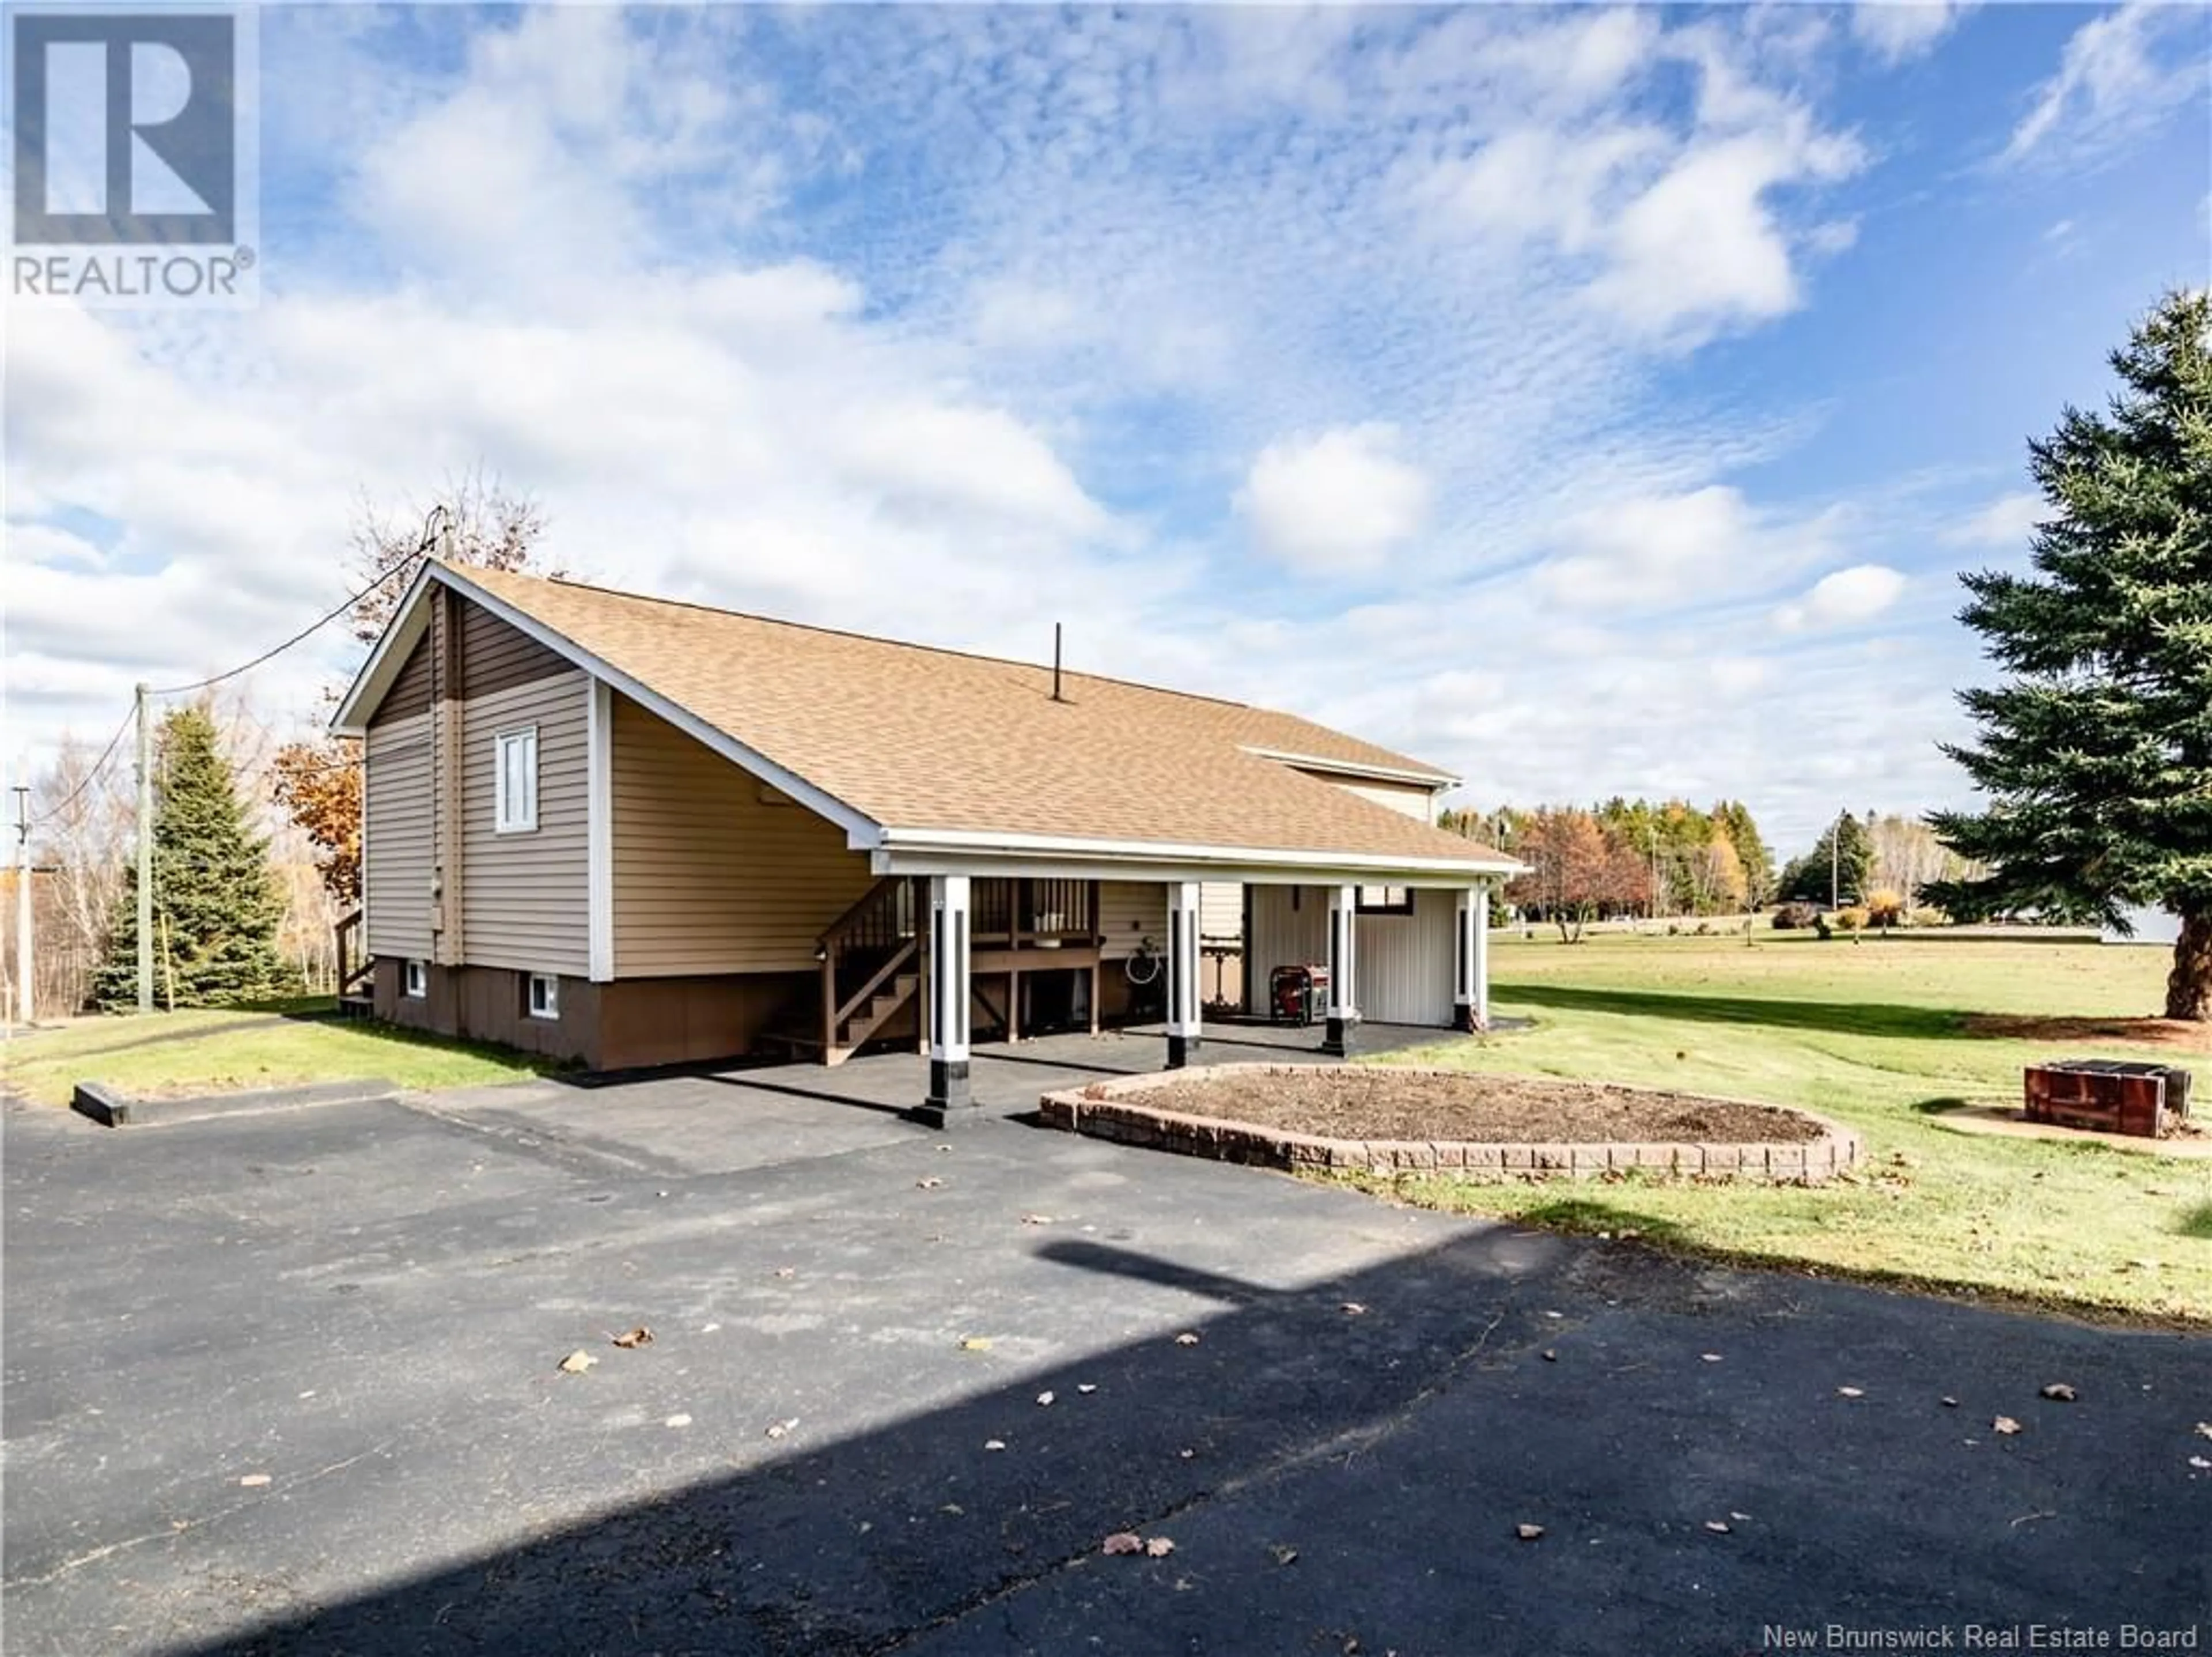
[1038,1064,1861,1183]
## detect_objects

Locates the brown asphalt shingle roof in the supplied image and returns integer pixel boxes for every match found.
[450,565,1512,871]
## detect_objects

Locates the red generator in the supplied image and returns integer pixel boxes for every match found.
[1268,964,1331,1027]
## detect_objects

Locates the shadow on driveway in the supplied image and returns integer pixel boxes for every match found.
[165,1230,2207,1657]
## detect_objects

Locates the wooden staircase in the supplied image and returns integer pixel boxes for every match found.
[817,877,923,1066]
[334,908,375,1019]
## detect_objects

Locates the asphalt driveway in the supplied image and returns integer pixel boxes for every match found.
[3,1054,2206,1656]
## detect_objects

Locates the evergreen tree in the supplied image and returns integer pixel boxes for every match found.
[1779,812,1873,907]
[1926,290,2212,1020]
[92,707,297,1011]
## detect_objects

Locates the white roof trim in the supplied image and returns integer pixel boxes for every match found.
[1241,746,1459,790]
[873,824,1522,880]
[332,563,883,848]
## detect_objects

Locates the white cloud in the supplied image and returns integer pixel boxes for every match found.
[2003,2,2207,168]
[1850,5,1971,65]
[1536,485,1835,609]
[1943,491,2044,548]
[1237,425,1433,574]
[1774,564,1908,631]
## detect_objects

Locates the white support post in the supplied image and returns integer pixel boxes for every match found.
[921,873,973,1124]
[1455,884,1491,1032]
[1323,883,1358,1056]
[586,678,614,982]
[1165,880,1202,1068]
[1473,882,1492,1031]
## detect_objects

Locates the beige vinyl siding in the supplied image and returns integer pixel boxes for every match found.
[611,694,874,976]
[1199,880,1243,940]
[1295,770,1438,822]
[461,670,589,975]
[1098,880,1167,962]
[1354,887,1456,1026]
[363,710,434,960]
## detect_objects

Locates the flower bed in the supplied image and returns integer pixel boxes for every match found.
[1039,1064,1860,1183]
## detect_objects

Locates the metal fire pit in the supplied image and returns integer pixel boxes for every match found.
[2022,1060,2194,1138]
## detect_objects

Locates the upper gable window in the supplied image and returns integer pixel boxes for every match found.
[495,727,539,833]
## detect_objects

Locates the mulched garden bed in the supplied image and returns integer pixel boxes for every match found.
[1150,1068,1825,1145]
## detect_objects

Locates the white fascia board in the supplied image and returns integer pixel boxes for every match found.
[872,827,1524,886]
[1240,746,1460,791]
[403,565,883,849]
[330,563,439,735]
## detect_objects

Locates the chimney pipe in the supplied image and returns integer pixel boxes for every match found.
[1052,622,1065,703]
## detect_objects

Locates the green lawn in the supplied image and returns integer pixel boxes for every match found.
[1381,933,2211,1326]
[1,1001,559,1106]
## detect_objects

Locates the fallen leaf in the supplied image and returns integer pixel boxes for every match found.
[1145,1536,1175,1557]
[1541,1349,1558,1363]
[2189,1457,2211,1470]
[771,1268,794,1280]
[700,1323,722,1334]
[665,1414,692,1428]
[984,1439,1006,1452]
[1514,1523,1545,1541]
[1020,1213,1052,1225]
[1179,1448,1196,1459]
[1102,1531,1144,1556]
[1836,1387,1865,1399]
[916,1177,944,1190]
[2195,1423,2212,1441]
[1269,1543,1300,1565]
[1077,1383,1097,1395]
[1705,1520,1732,1534]
[1994,1416,2023,1436]
[1700,1353,1723,1364]
[1730,1511,1752,1522]
[1174,1332,1200,1346]
[558,1350,597,1375]
[941,1503,964,1516]
[766,1418,799,1439]
[238,1474,271,1488]
[1036,1391,1056,1407]
[959,1337,993,1352]
[1340,1302,1368,1316]
[2039,1383,2077,1403]
[1941,1397,1959,1408]
[936,1143,953,1152]
[611,1326,653,1349]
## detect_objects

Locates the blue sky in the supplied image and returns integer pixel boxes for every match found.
[6,2,2209,856]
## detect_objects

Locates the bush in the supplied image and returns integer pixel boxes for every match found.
[1771,902,1820,930]
[1910,906,1952,928]
[1867,888,1906,929]
[1834,906,1870,932]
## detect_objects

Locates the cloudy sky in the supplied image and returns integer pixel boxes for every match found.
[6,2,2209,855]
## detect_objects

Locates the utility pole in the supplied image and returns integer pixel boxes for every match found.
[136,683,154,1013]
[12,785,29,1028]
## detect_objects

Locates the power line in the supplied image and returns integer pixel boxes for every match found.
[26,507,450,831]
[146,531,434,696]
[26,703,135,830]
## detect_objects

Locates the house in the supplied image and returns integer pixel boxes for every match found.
[332,563,1521,1121]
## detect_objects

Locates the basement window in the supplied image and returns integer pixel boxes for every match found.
[404,959,427,999]
[495,727,539,834]
[525,973,560,1021]
[1357,886,1414,915]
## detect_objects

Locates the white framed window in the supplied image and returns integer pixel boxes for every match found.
[526,972,560,1021]
[495,727,539,834]
[1357,885,1413,915]
[403,959,427,999]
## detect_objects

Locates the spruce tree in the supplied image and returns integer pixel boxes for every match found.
[1927,289,2212,1020]
[92,707,297,1011]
